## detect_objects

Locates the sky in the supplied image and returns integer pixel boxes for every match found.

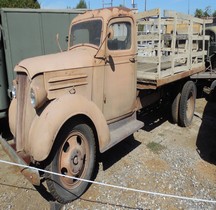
[40,0,216,15]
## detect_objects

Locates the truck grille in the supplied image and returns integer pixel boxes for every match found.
[16,73,35,153]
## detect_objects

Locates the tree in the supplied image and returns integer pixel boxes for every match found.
[194,6,216,18]
[76,0,87,9]
[194,9,203,18]
[203,6,211,17]
[0,0,40,8]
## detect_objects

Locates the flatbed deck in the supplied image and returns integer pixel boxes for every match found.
[135,9,211,89]
[137,65,205,89]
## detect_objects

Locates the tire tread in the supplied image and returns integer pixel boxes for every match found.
[179,81,196,127]
[45,123,96,204]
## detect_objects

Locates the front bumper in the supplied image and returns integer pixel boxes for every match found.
[0,136,41,186]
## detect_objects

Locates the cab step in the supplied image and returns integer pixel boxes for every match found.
[101,113,144,153]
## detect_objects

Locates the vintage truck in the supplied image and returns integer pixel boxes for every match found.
[0,8,84,119]
[0,7,211,203]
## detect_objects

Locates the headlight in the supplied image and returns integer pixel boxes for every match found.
[11,85,17,99]
[30,75,47,109]
[30,88,37,108]
[11,79,17,99]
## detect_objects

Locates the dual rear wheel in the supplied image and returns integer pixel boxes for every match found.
[171,81,197,127]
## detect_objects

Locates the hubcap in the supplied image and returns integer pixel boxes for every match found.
[58,131,89,188]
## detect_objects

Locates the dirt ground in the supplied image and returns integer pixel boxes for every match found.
[0,98,216,210]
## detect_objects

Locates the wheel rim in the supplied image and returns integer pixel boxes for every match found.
[58,131,90,189]
[186,91,195,121]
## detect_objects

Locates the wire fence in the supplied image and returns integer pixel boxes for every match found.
[0,159,216,204]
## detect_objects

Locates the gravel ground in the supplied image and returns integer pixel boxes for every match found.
[0,98,216,209]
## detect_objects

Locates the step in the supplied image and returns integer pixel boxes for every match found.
[101,113,144,152]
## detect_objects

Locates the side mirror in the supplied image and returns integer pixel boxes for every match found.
[94,28,114,60]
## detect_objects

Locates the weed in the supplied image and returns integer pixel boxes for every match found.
[146,141,166,154]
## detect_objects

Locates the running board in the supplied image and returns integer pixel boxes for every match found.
[101,113,144,153]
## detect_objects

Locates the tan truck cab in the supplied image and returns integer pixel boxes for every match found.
[0,7,211,204]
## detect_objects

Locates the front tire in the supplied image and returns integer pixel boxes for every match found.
[179,81,196,127]
[45,123,96,204]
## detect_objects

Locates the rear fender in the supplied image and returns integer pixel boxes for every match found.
[28,94,110,161]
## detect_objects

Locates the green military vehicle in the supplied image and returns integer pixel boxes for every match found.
[0,8,84,119]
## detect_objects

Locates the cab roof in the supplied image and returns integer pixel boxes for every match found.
[72,7,134,24]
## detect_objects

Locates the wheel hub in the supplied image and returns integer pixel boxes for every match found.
[70,149,84,174]
[58,132,89,187]
[73,156,78,165]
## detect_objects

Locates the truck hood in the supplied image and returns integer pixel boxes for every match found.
[16,47,97,78]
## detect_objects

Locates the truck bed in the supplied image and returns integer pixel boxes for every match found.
[135,9,210,89]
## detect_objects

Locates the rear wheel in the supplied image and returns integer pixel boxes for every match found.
[179,81,196,127]
[171,92,181,124]
[45,123,96,204]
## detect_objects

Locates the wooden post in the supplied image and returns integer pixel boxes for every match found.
[157,9,161,79]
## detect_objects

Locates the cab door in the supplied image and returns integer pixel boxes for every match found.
[103,17,137,121]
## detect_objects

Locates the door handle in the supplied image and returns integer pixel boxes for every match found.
[129,57,136,63]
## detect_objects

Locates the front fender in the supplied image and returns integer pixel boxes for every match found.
[28,94,110,161]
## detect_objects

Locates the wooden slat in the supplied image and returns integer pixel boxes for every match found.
[137,34,159,41]
[137,72,158,81]
[163,34,188,40]
[137,56,159,63]
[191,51,207,57]
[137,20,155,25]
[164,10,205,24]
[161,48,187,53]
[135,8,160,20]
[191,63,205,68]
[192,35,210,40]
[156,66,205,87]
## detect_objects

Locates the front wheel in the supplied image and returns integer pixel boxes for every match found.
[179,81,197,127]
[45,123,96,204]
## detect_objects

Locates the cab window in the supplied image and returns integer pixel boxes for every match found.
[108,22,131,50]
[70,20,102,47]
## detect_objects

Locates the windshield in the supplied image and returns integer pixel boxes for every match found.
[70,20,102,47]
